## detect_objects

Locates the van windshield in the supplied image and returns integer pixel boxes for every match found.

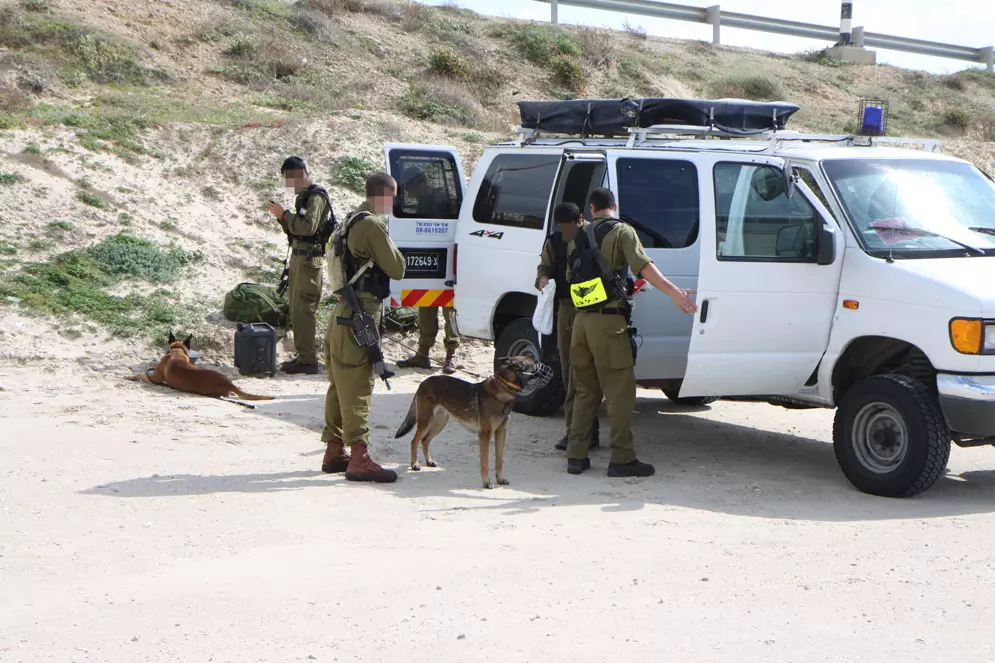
[823,158,995,258]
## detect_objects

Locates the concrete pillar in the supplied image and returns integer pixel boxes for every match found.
[852,26,865,48]
[706,5,720,45]
[551,0,558,24]
[983,46,995,73]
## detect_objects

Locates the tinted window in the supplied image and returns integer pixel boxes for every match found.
[473,154,560,229]
[390,150,462,220]
[616,158,699,249]
[714,163,819,261]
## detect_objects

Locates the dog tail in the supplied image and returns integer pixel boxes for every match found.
[395,396,417,439]
[231,386,274,401]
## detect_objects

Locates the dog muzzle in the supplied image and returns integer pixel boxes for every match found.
[521,362,555,390]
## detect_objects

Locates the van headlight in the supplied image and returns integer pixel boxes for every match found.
[949,318,995,354]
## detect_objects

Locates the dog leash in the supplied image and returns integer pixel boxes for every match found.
[380,334,486,380]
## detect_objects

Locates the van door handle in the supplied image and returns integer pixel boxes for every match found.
[699,300,709,323]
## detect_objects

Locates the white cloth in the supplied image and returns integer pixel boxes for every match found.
[532,281,556,336]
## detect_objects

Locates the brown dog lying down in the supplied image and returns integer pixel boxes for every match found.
[134,331,273,405]
[394,356,553,489]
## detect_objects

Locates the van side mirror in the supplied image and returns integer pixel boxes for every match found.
[784,161,796,199]
[817,222,836,265]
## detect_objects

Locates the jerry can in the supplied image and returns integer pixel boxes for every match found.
[234,321,277,377]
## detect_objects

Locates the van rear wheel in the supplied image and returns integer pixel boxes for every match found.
[494,318,565,417]
[833,374,950,497]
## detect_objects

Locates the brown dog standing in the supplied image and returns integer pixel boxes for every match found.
[136,331,273,403]
[394,356,552,489]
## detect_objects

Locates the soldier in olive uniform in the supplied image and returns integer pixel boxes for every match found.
[320,172,406,483]
[536,202,600,452]
[566,188,697,478]
[268,156,332,375]
[396,170,460,374]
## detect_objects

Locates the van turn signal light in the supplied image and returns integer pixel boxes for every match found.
[950,318,983,354]
[842,300,859,310]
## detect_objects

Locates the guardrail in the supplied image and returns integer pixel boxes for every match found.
[537,0,995,72]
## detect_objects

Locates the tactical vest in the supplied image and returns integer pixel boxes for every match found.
[341,212,391,301]
[548,231,570,300]
[287,185,337,252]
[567,219,633,313]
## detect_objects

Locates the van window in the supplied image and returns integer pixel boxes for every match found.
[389,150,462,220]
[714,162,819,262]
[616,158,699,249]
[796,167,835,218]
[473,154,560,230]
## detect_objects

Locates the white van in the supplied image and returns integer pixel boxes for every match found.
[380,97,995,498]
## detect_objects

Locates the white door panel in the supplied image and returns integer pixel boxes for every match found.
[681,157,845,398]
[384,144,464,308]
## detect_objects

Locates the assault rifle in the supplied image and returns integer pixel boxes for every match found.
[335,280,395,390]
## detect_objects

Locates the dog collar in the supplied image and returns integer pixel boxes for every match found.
[494,375,522,393]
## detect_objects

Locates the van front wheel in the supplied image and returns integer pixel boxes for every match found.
[833,374,950,497]
[494,318,565,417]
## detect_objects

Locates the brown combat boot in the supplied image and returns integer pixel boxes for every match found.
[397,343,432,369]
[321,440,350,474]
[344,444,398,483]
[442,349,457,375]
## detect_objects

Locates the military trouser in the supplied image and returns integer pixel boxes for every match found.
[556,299,578,434]
[567,311,634,464]
[321,299,381,448]
[288,253,323,365]
[418,306,459,352]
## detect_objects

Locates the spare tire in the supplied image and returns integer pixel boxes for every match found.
[494,317,565,416]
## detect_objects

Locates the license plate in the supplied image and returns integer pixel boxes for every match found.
[401,248,447,279]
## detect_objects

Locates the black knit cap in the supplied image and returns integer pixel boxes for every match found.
[280,156,307,173]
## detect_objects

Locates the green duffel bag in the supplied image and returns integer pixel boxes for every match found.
[384,306,418,331]
[223,282,289,328]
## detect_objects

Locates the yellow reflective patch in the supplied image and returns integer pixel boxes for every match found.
[570,277,608,309]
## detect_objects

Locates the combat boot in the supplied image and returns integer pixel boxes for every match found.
[321,440,350,474]
[442,349,457,375]
[555,419,600,451]
[396,343,432,370]
[281,357,323,375]
[607,459,655,478]
[345,444,398,483]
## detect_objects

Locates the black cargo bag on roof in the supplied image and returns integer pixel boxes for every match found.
[518,97,801,136]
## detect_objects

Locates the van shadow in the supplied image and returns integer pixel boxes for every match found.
[83,391,995,522]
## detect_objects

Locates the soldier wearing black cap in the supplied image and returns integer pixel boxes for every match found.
[268,156,334,375]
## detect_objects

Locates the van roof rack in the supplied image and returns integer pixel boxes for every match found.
[508,125,944,153]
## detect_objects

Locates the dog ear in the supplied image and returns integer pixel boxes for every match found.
[182,335,193,350]
[168,329,176,344]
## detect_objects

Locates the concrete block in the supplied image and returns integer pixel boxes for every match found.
[826,45,877,65]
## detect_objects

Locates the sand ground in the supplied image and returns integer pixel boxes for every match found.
[4,348,995,663]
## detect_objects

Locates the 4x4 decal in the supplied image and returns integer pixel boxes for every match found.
[469,229,504,239]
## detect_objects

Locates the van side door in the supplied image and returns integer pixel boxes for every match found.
[680,155,845,398]
[383,144,464,309]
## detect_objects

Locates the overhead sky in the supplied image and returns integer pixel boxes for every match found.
[424,0,994,74]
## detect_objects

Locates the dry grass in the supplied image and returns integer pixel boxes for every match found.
[711,74,784,101]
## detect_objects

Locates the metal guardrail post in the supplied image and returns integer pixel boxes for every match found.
[852,26,864,48]
[551,0,558,24]
[706,5,720,45]
[983,46,995,72]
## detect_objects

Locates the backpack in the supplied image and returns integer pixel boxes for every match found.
[223,282,290,327]
[384,306,418,331]
[568,220,634,314]
[326,211,373,292]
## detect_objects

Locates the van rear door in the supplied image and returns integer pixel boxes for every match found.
[383,144,465,309]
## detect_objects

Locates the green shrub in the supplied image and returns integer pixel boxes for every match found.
[940,108,970,129]
[331,156,376,193]
[85,233,199,282]
[551,56,585,93]
[76,190,109,209]
[712,74,784,101]
[223,35,258,57]
[0,172,20,185]
[47,220,74,232]
[0,242,17,255]
[20,0,50,12]
[429,47,470,80]
[400,80,479,127]
[504,24,580,64]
